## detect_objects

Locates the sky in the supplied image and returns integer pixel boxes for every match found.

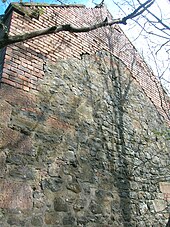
[89,0,170,92]
[0,0,169,91]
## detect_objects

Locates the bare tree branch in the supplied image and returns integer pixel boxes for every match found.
[0,0,155,49]
[156,40,170,55]
[122,0,155,24]
[137,0,170,31]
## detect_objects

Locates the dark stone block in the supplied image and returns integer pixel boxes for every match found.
[54,198,68,212]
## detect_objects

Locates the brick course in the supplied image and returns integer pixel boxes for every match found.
[0,3,169,122]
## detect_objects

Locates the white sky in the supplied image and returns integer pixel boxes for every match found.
[87,0,170,92]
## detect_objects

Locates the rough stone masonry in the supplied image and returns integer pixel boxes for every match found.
[0,52,170,226]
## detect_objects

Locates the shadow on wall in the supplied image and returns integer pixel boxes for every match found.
[0,50,170,226]
[80,50,133,225]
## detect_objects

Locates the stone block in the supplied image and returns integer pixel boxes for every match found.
[0,84,37,107]
[0,100,12,126]
[159,182,170,201]
[44,116,75,134]
[0,126,21,149]
[0,180,33,210]
[159,182,170,194]
[31,216,43,226]
[48,160,64,177]
[89,201,102,214]
[45,211,60,225]
[12,135,33,155]
[76,100,93,123]
[153,199,167,212]
[0,152,6,177]
[62,215,75,226]
[66,179,81,194]
[54,198,68,212]
[41,177,63,192]
[139,202,148,214]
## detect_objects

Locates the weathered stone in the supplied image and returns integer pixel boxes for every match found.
[76,100,93,123]
[73,198,86,211]
[45,211,60,225]
[41,177,63,192]
[62,215,75,226]
[7,215,25,226]
[0,100,12,126]
[48,160,63,177]
[90,201,103,214]
[139,202,148,214]
[66,179,81,193]
[77,216,88,226]
[31,216,43,226]
[0,53,169,226]
[0,85,37,107]
[0,126,21,149]
[159,182,170,201]
[65,150,76,161]
[0,152,6,177]
[44,116,75,134]
[8,165,36,180]
[33,191,45,208]
[153,199,167,212]
[12,135,33,155]
[54,198,68,212]
[0,209,4,220]
[6,154,25,165]
[0,180,33,210]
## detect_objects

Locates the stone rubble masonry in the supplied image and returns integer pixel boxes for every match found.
[0,3,170,123]
[0,51,169,226]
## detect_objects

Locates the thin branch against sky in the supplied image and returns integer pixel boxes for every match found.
[102,0,170,91]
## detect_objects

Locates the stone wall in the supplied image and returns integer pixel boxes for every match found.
[0,51,169,226]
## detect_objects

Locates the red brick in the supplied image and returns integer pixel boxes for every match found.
[18,74,30,82]
[23,86,30,91]
[2,73,9,79]
[1,78,16,87]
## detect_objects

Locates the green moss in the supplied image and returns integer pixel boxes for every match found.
[12,4,44,19]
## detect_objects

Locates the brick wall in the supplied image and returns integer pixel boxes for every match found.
[0,3,169,122]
